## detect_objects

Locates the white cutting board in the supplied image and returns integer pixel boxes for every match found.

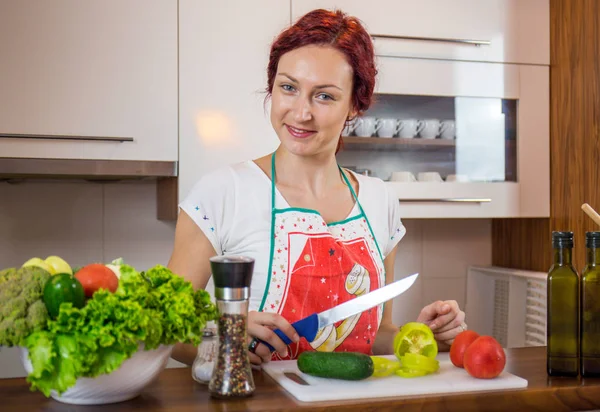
[261,353,528,403]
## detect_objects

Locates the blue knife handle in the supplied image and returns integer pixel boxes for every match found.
[255,313,319,353]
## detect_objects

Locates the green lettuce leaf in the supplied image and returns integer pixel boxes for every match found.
[24,263,218,397]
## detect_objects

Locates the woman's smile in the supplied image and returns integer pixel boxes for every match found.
[285,124,317,139]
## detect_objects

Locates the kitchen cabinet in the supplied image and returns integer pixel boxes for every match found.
[178,0,290,203]
[336,58,549,218]
[292,0,549,65]
[0,0,178,162]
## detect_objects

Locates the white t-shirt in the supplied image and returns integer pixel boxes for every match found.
[179,160,406,311]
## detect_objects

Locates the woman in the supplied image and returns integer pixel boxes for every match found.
[168,9,466,366]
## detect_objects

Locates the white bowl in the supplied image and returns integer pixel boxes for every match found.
[20,344,173,405]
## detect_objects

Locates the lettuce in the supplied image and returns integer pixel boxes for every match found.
[24,264,218,397]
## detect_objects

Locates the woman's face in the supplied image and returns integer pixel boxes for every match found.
[270,45,355,157]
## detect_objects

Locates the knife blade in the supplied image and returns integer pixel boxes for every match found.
[256,273,419,352]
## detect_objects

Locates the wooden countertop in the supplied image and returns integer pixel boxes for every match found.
[2,347,600,412]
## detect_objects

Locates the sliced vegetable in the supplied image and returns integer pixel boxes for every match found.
[395,367,429,378]
[42,273,85,318]
[400,353,439,373]
[370,356,401,377]
[393,322,438,360]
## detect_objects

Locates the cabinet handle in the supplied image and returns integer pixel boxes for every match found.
[0,133,134,142]
[400,198,492,203]
[371,34,491,47]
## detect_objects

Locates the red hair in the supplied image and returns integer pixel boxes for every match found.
[266,9,377,153]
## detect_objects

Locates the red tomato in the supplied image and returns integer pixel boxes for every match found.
[75,263,119,297]
[450,330,480,368]
[463,336,506,379]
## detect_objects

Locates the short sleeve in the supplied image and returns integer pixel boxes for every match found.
[384,184,406,257]
[178,167,236,255]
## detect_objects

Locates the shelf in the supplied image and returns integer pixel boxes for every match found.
[341,136,455,151]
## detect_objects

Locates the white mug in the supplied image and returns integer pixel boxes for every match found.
[417,171,443,182]
[390,171,417,182]
[420,119,441,139]
[440,120,456,140]
[342,118,358,136]
[376,118,400,138]
[446,174,469,182]
[398,119,424,138]
[354,116,380,137]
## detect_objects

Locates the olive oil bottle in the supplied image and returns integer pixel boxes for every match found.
[547,231,579,376]
[581,231,600,377]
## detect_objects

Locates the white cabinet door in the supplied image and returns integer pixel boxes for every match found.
[0,1,177,161]
[292,0,549,65]
[178,0,290,201]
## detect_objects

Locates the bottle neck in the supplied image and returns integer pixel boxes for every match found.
[554,247,573,265]
[587,247,600,265]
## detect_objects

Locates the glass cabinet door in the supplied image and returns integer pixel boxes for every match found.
[337,93,517,185]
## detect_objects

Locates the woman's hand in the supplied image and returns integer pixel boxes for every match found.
[416,300,466,350]
[247,311,300,365]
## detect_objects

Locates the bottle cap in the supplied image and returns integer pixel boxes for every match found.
[552,231,574,248]
[586,231,600,248]
[209,255,254,291]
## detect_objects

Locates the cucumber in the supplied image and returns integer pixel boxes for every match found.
[297,351,374,380]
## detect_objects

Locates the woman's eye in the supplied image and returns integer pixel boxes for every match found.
[316,93,334,101]
[281,84,295,92]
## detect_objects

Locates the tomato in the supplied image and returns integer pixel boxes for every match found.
[450,330,480,368]
[75,263,119,297]
[393,322,438,360]
[463,336,506,379]
[43,273,85,318]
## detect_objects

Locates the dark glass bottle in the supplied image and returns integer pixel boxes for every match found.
[581,231,600,377]
[547,231,579,376]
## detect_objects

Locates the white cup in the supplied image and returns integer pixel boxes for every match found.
[440,120,456,140]
[446,174,469,182]
[397,119,424,138]
[376,118,400,138]
[417,171,443,182]
[419,119,441,139]
[354,116,381,137]
[342,118,358,136]
[390,171,416,182]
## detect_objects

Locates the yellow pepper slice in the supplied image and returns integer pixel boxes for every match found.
[395,367,429,378]
[400,353,440,373]
[370,356,401,377]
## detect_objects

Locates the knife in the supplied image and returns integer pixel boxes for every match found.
[254,273,419,352]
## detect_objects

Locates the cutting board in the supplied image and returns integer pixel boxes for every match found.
[261,353,528,403]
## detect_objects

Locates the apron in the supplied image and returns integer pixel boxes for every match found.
[258,154,386,360]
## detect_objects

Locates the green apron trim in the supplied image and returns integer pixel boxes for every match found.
[258,153,384,312]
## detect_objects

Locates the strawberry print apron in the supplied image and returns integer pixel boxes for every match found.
[258,154,386,360]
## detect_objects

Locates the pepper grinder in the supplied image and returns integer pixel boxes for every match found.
[208,255,255,398]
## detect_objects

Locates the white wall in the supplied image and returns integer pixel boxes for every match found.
[0,180,491,378]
